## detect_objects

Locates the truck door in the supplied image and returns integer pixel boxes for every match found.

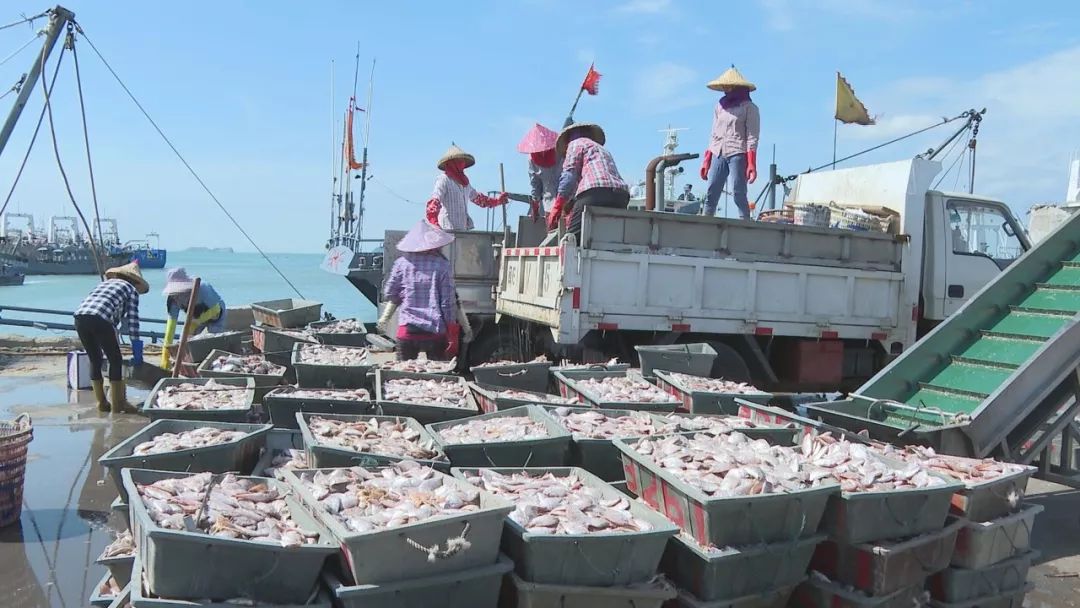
[942,198,1027,316]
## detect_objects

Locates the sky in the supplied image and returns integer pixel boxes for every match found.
[0,0,1077,253]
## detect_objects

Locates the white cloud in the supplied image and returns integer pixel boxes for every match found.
[615,0,672,14]
[844,113,945,140]
[633,62,699,114]
[758,0,924,31]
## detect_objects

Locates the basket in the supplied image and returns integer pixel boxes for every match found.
[929,550,1037,604]
[504,571,677,608]
[653,370,771,415]
[171,330,247,366]
[791,578,925,608]
[292,343,372,389]
[554,370,680,412]
[325,555,513,608]
[427,405,571,468]
[297,412,450,471]
[375,369,480,424]
[634,344,717,378]
[470,360,553,393]
[141,377,256,423]
[468,382,577,414]
[308,318,369,347]
[251,298,323,328]
[830,206,883,232]
[0,413,33,528]
[263,386,374,429]
[949,505,1042,569]
[196,349,286,402]
[545,405,679,482]
[926,582,1032,608]
[757,207,794,224]
[792,204,831,228]
[672,581,801,608]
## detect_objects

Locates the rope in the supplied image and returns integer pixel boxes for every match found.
[74,24,307,298]
[372,176,422,205]
[0,32,42,67]
[69,24,105,253]
[405,521,472,562]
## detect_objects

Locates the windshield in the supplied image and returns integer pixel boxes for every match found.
[948,200,1025,266]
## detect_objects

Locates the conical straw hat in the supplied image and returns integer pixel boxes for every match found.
[707,66,756,92]
[517,123,559,154]
[397,220,455,252]
[556,122,606,157]
[105,261,149,294]
[436,144,476,170]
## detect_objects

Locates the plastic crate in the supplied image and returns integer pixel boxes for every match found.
[503,571,676,608]
[451,466,679,586]
[946,464,1035,523]
[811,519,962,596]
[249,428,304,477]
[672,581,801,608]
[325,554,512,608]
[929,550,1037,603]
[470,360,553,393]
[291,343,371,389]
[734,399,822,435]
[173,330,247,366]
[281,466,513,585]
[949,505,1043,569]
[468,382,577,414]
[99,420,271,502]
[89,571,121,607]
[545,405,678,482]
[790,577,925,608]
[251,298,323,329]
[650,412,799,446]
[110,496,129,530]
[297,412,449,470]
[96,548,135,589]
[141,377,256,423]
[634,343,716,378]
[375,369,479,424]
[428,405,571,468]
[652,370,771,415]
[663,532,824,602]
[308,318,369,347]
[262,386,374,429]
[553,370,680,412]
[926,582,1032,608]
[196,349,286,402]
[121,469,337,603]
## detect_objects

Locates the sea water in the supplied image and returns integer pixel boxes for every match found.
[0,250,377,337]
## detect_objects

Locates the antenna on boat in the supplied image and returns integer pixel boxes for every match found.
[355,58,374,245]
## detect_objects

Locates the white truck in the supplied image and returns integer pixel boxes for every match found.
[490,158,1030,392]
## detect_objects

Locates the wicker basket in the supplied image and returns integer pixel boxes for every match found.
[792,203,831,228]
[0,414,33,528]
[831,206,883,232]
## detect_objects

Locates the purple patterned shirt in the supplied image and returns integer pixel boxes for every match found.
[383,252,455,336]
[558,138,628,199]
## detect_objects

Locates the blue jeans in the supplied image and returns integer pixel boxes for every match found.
[705,152,749,219]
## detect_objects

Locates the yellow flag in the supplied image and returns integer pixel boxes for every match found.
[835,72,875,125]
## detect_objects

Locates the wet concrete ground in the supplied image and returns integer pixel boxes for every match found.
[0,354,1077,607]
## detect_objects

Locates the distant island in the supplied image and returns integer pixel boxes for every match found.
[182,247,236,253]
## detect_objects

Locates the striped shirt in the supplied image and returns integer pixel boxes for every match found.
[558,138,628,199]
[708,100,760,158]
[426,175,506,231]
[74,278,141,338]
[383,252,455,336]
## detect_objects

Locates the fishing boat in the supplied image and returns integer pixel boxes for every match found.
[114,232,167,268]
[0,214,126,275]
[0,253,26,286]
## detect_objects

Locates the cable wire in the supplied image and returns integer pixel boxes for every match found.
[69,24,105,252]
[75,24,306,298]
[0,10,49,33]
[0,32,42,67]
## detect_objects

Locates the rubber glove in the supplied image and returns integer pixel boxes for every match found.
[547,195,568,230]
[497,192,509,205]
[192,303,222,330]
[700,150,713,180]
[746,149,758,184]
[376,301,398,334]
[161,316,177,368]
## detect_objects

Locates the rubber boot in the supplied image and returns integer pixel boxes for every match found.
[108,379,139,414]
[91,379,109,412]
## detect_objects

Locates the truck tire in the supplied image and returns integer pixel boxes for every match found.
[704,341,752,384]
[466,325,525,368]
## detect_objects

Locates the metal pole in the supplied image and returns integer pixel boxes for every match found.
[499,162,510,246]
[0,6,72,160]
[171,277,201,377]
[832,120,838,169]
[767,144,777,211]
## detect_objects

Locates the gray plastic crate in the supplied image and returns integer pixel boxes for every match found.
[249,428,304,477]
[308,318,369,347]
[926,582,1032,608]
[428,405,571,468]
[197,349,286,402]
[811,519,962,596]
[121,468,336,603]
[468,382,577,414]
[947,465,1035,523]
[545,405,675,482]
[733,399,826,435]
[263,386,374,429]
[110,496,129,530]
[292,343,372,389]
[297,412,450,471]
[673,584,800,608]
[635,343,716,378]
[470,360,552,393]
[503,571,676,608]
[375,369,479,424]
[652,370,771,415]
[142,377,256,422]
[614,436,840,547]
[451,466,679,586]
[282,466,513,585]
[930,550,1037,603]
[105,586,130,608]
[650,412,800,446]
[99,420,271,502]
[791,578,926,608]
[89,571,121,607]
[251,298,323,328]
[97,548,135,589]
[175,330,248,366]
[663,533,824,602]
[252,324,317,363]
[325,554,513,608]
[553,370,680,412]
[949,505,1043,569]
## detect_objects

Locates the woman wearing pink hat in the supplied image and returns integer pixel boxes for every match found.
[517,123,561,217]
[159,267,227,368]
[377,221,472,360]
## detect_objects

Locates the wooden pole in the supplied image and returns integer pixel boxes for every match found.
[171,277,201,378]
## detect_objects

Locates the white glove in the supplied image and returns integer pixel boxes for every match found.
[376,302,398,334]
[457,303,473,343]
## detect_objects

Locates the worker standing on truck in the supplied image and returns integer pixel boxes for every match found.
[700,66,759,220]
[548,122,630,235]
[517,123,562,217]
[73,262,147,413]
[425,144,509,231]
[160,267,227,369]
[377,221,473,361]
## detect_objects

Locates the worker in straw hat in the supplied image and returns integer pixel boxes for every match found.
[517,123,562,217]
[72,262,148,413]
[377,220,472,361]
[425,143,509,231]
[548,122,629,235]
[700,65,760,220]
[159,267,227,369]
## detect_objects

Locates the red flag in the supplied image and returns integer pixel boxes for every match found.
[581,63,601,96]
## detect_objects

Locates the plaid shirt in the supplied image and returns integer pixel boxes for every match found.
[74,278,141,338]
[384,252,455,336]
[558,138,628,199]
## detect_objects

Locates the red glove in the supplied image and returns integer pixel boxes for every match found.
[497,192,509,205]
[746,149,758,184]
[425,198,441,226]
[547,195,568,230]
[700,150,713,181]
[445,322,461,357]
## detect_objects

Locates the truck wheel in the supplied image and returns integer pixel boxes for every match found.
[466,326,525,368]
[705,341,752,383]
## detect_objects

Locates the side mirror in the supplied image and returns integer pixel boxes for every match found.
[1002,221,1016,237]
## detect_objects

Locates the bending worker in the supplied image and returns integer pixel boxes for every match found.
[73,262,147,413]
[701,66,760,220]
[425,144,508,230]
[160,267,227,368]
[547,122,629,235]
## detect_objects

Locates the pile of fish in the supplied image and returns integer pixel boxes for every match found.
[99,576,122,598]
[463,469,653,534]
[154,380,249,411]
[491,388,578,405]
[554,358,622,370]
[306,416,444,461]
[378,358,457,374]
[664,414,763,435]
[663,371,761,394]
[800,432,949,492]
[473,355,548,368]
[871,443,1024,484]
[549,408,676,439]
[262,449,310,479]
[208,354,284,376]
[101,530,135,558]
[297,344,369,366]
[436,416,550,444]
[132,427,249,456]
[383,377,468,408]
[313,319,366,334]
[276,328,318,342]
[274,387,370,401]
[298,462,481,533]
[133,472,320,547]
[575,375,679,404]
[632,432,833,497]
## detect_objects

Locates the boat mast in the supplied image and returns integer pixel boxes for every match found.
[354,59,374,245]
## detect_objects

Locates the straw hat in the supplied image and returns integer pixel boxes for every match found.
[706,66,756,92]
[436,144,476,170]
[556,122,606,157]
[105,261,149,294]
[397,220,455,253]
[517,123,559,154]
[162,267,196,296]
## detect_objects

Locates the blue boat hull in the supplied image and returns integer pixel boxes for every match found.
[130,248,167,269]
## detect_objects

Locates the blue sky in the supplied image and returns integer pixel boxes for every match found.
[1,0,1077,252]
